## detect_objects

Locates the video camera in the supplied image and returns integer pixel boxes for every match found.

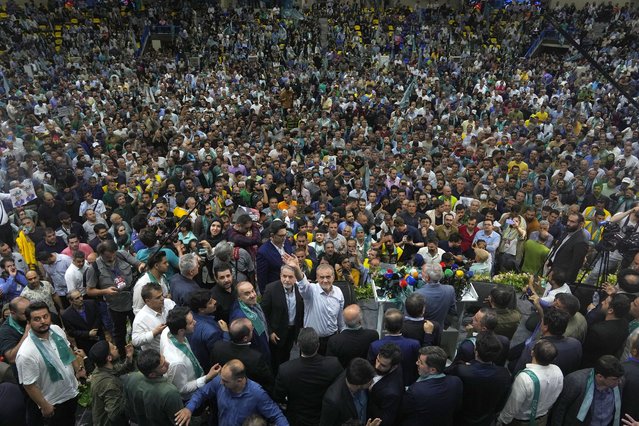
[597,222,639,257]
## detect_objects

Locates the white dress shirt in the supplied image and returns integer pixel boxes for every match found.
[16,325,78,405]
[132,272,170,315]
[160,327,207,399]
[64,262,91,295]
[131,299,176,352]
[498,363,563,424]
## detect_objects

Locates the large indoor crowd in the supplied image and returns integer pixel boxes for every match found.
[0,0,639,424]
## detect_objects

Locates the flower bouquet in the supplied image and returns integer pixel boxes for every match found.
[439,262,474,300]
[491,272,532,292]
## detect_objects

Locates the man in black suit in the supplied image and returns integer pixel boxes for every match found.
[320,358,380,426]
[61,289,103,354]
[581,293,630,368]
[545,212,589,284]
[447,332,511,426]
[273,327,343,426]
[368,343,404,426]
[211,318,274,392]
[326,304,378,368]
[210,263,236,324]
[400,346,463,426]
[261,265,304,372]
[402,292,441,347]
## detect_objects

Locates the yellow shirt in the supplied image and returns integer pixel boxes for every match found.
[508,160,529,173]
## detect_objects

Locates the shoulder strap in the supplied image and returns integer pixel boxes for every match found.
[519,369,541,424]
[82,266,90,289]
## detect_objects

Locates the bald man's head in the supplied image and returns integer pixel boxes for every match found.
[229,318,253,343]
[343,304,362,328]
[221,359,247,393]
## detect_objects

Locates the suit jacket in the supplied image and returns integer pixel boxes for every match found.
[327,328,379,368]
[621,358,639,420]
[447,360,511,426]
[401,319,442,347]
[551,367,625,426]
[368,335,421,385]
[211,340,274,392]
[61,300,102,353]
[549,229,589,283]
[451,334,510,367]
[261,280,304,349]
[273,354,343,426]
[319,372,359,426]
[401,375,463,426]
[368,365,404,426]
[229,301,271,362]
[581,318,629,368]
[256,240,293,292]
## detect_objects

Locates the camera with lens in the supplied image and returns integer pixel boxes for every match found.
[597,222,639,256]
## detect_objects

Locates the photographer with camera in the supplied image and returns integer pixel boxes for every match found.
[584,204,639,285]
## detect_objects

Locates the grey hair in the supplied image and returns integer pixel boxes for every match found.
[539,220,550,227]
[280,264,296,274]
[214,241,234,261]
[178,253,198,275]
[423,264,443,282]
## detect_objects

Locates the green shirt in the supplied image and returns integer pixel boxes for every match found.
[521,239,550,275]
[495,308,522,340]
[91,366,127,426]
[123,372,183,426]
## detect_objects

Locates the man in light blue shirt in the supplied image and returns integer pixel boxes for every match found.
[473,219,501,264]
[281,253,345,355]
[36,252,73,299]
[174,359,288,426]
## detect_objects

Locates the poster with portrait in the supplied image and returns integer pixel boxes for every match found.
[10,179,37,208]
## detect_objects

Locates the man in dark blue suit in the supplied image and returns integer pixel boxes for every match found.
[229,281,270,362]
[447,332,511,426]
[368,343,404,426]
[414,264,457,328]
[256,220,293,293]
[187,289,228,371]
[401,346,463,426]
[62,289,103,354]
[368,308,420,385]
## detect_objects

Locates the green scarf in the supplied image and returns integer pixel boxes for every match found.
[577,369,621,425]
[7,316,25,335]
[168,333,203,378]
[30,329,76,382]
[416,373,445,382]
[238,301,266,336]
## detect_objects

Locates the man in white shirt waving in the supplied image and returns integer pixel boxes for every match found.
[281,253,344,355]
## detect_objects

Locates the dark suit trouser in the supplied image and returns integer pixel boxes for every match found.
[26,396,77,426]
[271,326,296,372]
[318,333,336,356]
[109,308,135,357]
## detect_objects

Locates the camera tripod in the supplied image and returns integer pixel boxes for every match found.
[576,246,613,289]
